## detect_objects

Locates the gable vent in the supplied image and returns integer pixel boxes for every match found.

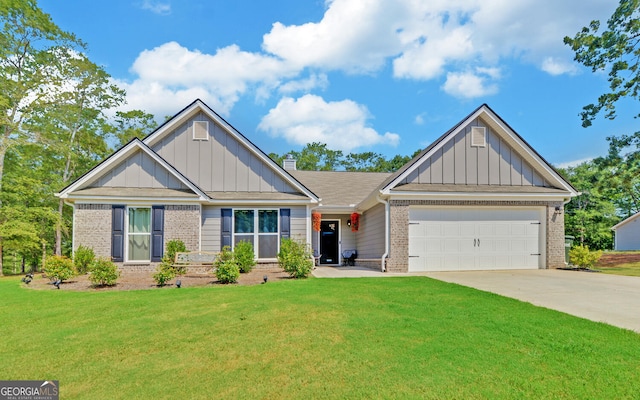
[193,121,209,140]
[471,126,486,147]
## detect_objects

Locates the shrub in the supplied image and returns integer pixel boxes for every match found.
[569,245,603,269]
[153,266,175,286]
[88,258,120,286]
[234,240,256,273]
[153,239,188,286]
[44,255,76,282]
[73,245,95,274]
[278,238,313,279]
[214,246,239,284]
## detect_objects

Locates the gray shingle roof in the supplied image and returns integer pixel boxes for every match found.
[289,170,390,206]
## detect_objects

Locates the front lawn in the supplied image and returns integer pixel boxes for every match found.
[1,275,639,399]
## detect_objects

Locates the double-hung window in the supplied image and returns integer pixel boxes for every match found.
[127,207,151,261]
[233,209,279,259]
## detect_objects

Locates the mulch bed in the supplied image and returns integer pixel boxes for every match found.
[26,268,291,291]
[596,252,640,267]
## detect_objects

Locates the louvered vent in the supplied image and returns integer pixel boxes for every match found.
[193,121,209,140]
[471,126,486,147]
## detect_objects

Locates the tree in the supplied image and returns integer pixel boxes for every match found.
[0,0,85,272]
[0,0,84,195]
[559,161,618,250]
[109,109,156,148]
[564,0,640,127]
[25,51,126,255]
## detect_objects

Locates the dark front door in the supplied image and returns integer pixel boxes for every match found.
[320,220,339,264]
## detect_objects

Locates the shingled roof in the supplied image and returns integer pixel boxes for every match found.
[289,170,390,208]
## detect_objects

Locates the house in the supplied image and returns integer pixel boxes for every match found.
[57,99,578,272]
[612,213,640,250]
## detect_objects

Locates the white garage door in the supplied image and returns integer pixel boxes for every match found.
[408,208,543,272]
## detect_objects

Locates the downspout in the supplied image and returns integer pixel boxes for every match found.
[376,195,389,272]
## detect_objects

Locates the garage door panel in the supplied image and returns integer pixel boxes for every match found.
[408,208,542,272]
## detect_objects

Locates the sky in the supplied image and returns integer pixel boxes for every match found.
[38,0,633,168]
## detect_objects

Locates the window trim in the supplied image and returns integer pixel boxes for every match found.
[125,206,152,262]
[232,208,280,260]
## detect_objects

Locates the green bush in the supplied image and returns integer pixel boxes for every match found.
[153,239,188,286]
[214,246,239,284]
[569,245,603,269]
[234,240,256,273]
[73,245,95,274]
[88,258,120,286]
[44,255,76,282]
[278,238,313,279]
[153,266,175,286]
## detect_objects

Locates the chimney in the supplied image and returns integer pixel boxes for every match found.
[283,154,297,171]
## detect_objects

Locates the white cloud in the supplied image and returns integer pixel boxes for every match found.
[414,113,425,125]
[139,0,171,15]
[117,0,615,118]
[258,94,399,152]
[555,157,594,169]
[541,57,578,76]
[117,42,297,117]
[442,69,500,99]
[262,0,406,73]
[278,73,329,94]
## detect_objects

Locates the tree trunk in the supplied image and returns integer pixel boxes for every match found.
[56,198,64,255]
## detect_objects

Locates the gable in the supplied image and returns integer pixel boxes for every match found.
[379,104,579,198]
[57,139,208,201]
[149,112,298,193]
[87,148,189,190]
[402,117,550,187]
[142,100,317,201]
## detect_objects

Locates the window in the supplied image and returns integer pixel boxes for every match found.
[127,207,151,261]
[233,209,279,259]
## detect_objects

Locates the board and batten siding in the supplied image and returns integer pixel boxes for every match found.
[404,119,550,187]
[201,205,308,253]
[356,203,386,259]
[92,150,188,189]
[151,113,297,193]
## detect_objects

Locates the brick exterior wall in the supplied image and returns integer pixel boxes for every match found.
[546,201,566,268]
[73,204,112,258]
[164,205,201,253]
[73,204,202,272]
[386,200,566,272]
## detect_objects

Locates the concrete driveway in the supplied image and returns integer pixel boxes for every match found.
[313,267,640,332]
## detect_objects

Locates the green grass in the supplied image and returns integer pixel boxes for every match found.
[598,263,640,276]
[1,276,639,399]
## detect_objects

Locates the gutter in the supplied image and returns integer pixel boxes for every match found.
[376,195,389,272]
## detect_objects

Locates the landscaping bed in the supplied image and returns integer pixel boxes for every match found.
[26,267,291,291]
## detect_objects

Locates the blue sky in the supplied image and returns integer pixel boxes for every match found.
[39,0,630,167]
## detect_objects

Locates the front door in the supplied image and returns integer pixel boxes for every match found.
[320,220,339,264]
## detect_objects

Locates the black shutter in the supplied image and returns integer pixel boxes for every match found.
[111,205,125,262]
[151,206,164,262]
[280,208,290,240]
[221,208,232,249]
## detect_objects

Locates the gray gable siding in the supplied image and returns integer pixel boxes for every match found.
[91,149,187,189]
[404,119,550,187]
[151,112,297,193]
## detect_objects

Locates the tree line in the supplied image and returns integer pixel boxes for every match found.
[1,0,638,274]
